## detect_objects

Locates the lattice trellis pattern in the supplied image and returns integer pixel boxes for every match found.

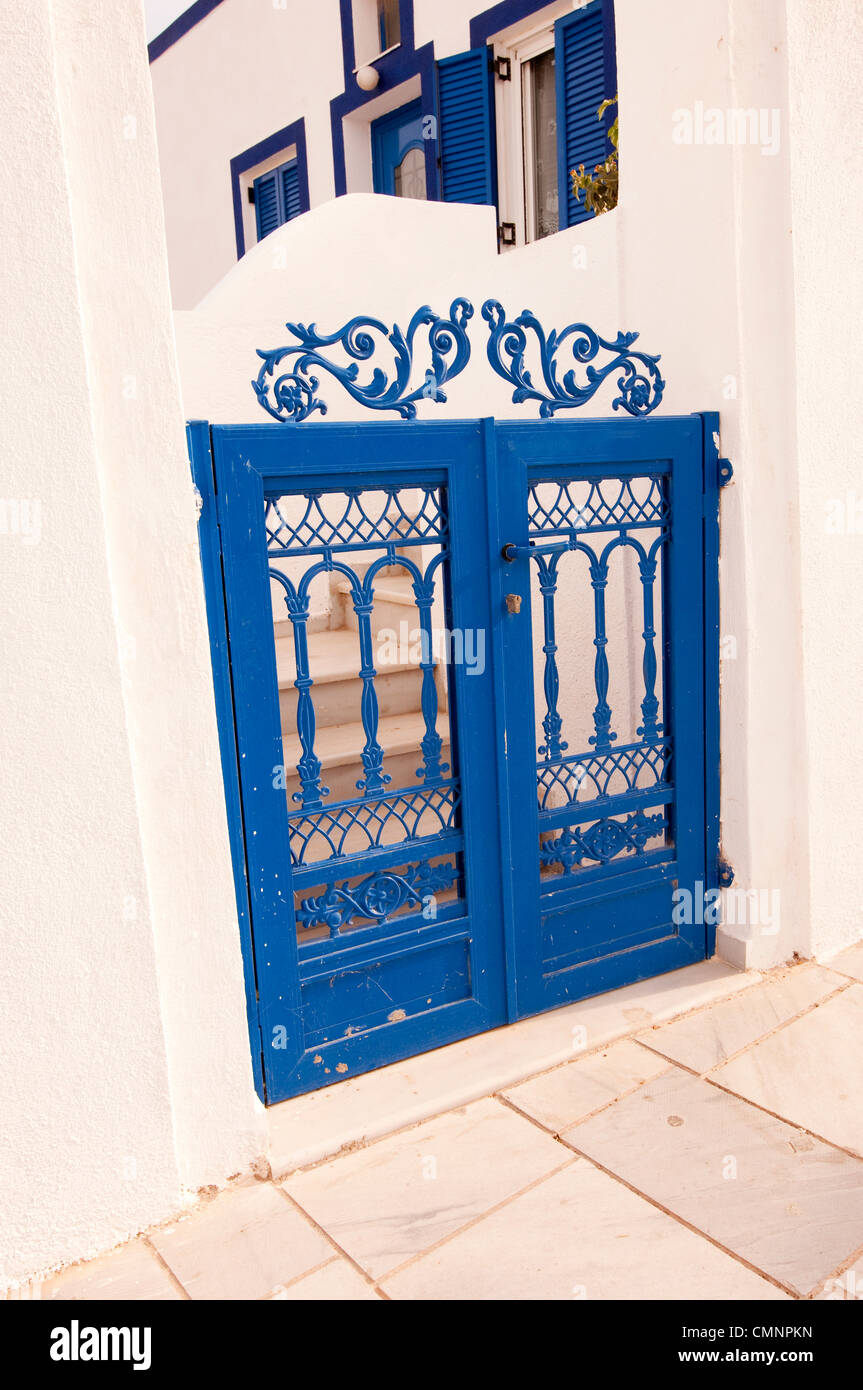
[528,467,673,887]
[289,784,460,866]
[265,486,446,555]
[537,740,672,809]
[528,476,667,537]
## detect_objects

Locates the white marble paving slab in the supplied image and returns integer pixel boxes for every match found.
[149,1181,333,1300]
[825,942,863,984]
[270,1258,380,1301]
[568,1067,863,1296]
[42,1239,182,1301]
[382,1160,787,1301]
[282,1097,568,1279]
[502,1039,671,1132]
[713,984,863,1156]
[268,959,757,1176]
[636,964,844,1074]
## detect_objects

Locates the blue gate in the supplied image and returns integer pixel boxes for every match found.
[189,413,722,1104]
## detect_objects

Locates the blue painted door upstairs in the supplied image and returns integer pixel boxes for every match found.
[371,99,427,198]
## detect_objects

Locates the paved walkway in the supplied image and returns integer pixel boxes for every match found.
[38,944,863,1300]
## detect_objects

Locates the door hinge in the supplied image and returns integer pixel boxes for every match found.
[497,222,516,247]
[717,860,734,888]
[718,458,733,487]
[247,185,256,205]
[493,55,511,81]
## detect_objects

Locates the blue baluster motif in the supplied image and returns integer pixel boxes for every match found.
[269,569,330,809]
[534,553,568,761]
[353,577,391,795]
[587,548,617,753]
[636,541,665,741]
[411,555,450,784]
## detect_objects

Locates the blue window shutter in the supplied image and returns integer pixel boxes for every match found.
[436,46,497,206]
[254,170,280,240]
[555,0,617,228]
[281,161,301,222]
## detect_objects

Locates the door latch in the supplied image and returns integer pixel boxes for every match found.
[505,593,522,614]
[502,533,579,562]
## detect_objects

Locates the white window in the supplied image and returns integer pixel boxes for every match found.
[493,14,564,248]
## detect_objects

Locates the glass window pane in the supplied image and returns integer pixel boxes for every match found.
[394,146,426,200]
[377,0,401,50]
[525,49,559,240]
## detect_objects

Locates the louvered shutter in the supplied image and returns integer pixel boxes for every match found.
[555,0,617,228]
[281,161,301,222]
[254,170,280,240]
[436,46,497,206]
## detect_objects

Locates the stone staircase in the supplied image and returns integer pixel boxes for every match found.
[276,556,450,812]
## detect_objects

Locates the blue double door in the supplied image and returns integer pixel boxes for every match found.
[196,416,718,1103]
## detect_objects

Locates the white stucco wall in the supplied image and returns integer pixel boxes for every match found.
[786,0,863,960]
[149,0,602,309]
[3,0,859,1288]
[172,0,842,973]
[151,0,345,307]
[0,0,264,1288]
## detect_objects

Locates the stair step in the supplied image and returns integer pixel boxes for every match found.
[333,574,417,607]
[281,710,450,773]
[275,627,429,691]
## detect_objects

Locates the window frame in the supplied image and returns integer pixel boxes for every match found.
[494,20,556,249]
[230,119,310,261]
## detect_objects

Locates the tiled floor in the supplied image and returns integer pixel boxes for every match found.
[38,950,863,1301]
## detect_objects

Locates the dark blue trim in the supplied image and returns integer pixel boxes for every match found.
[699,411,722,945]
[230,119,310,260]
[339,0,416,85]
[186,420,266,1103]
[469,0,557,47]
[332,0,439,201]
[148,0,225,63]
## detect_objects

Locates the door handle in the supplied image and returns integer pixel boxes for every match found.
[502,533,579,562]
[504,593,522,614]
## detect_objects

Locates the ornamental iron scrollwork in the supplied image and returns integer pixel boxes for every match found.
[481,299,665,418]
[540,809,667,871]
[296,859,458,934]
[252,298,474,421]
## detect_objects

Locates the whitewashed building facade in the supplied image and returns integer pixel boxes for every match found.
[1,0,861,1288]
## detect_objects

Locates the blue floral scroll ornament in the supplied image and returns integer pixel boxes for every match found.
[481,300,665,418]
[252,298,473,421]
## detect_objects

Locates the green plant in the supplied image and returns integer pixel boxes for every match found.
[571,94,619,216]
